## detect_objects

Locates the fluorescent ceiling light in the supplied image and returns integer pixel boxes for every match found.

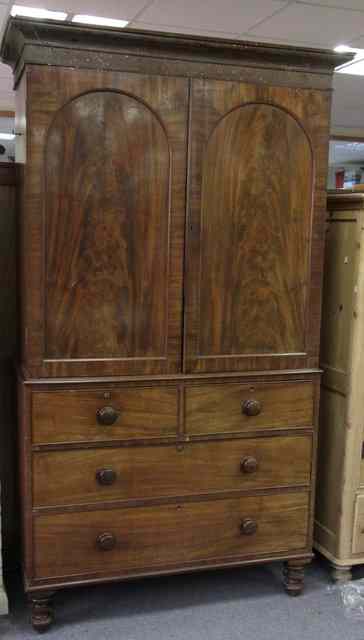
[72,15,129,28]
[334,44,354,53]
[10,5,67,20]
[0,133,15,140]
[334,44,364,74]
[337,58,364,75]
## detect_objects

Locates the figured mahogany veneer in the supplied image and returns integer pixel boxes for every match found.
[20,67,189,378]
[32,435,312,507]
[183,79,331,375]
[33,492,309,580]
[2,15,347,629]
[32,387,178,444]
[188,99,312,366]
[186,381,314,435]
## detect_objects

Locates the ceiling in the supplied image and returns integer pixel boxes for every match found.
[0,0,364,135]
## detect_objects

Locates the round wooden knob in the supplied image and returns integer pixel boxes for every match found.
[96,532,116,551]
[242,399,261,417]
[240,518,258,536]
[240,456,258,474]
[96,468,117,486]
[96,406,119,426]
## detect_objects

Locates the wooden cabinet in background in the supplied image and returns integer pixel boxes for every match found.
[0,162,19,616]
[0,16,348,631]
[315,190,364,581]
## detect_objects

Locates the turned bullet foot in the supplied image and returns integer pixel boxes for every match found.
[283,560,310,596]
[29,592,55,633]
[330,563,353,584]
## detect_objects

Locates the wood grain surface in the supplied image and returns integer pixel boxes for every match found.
[184,78,330,373]
[33,492,309,579]
[45,91,169,360]
[185,381,314,434]
[199,104,311,356]
[32,435,312,507]
[8,21,335,604]
[315,197,364,569]
[32,386,178,444]
[20,67,188,377]
[0,164,19,571]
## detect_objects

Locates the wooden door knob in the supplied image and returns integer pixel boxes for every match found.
[96,406,119,426]
[96,532,116,551]
[240,518,258,536]
[240,456,258,474]
[242,399,261,416]
[96,468,117,486]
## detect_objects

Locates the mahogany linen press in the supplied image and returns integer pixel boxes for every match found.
[0,16,350,631]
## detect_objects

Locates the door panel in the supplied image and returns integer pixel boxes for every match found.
[46,91,170,360]
[184,79,330,373]
[25,68,188,377]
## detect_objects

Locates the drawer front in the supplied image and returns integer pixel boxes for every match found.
[32,387,178,444]
[33,492,309,579]
[33,435,312,507]
[185,382,314,435]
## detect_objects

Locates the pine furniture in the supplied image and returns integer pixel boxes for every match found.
[315,190,364,582]
[0,16,349,631]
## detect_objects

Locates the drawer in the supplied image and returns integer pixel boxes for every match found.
[32,435,312,507]
[32,387,178,444]
[185,382,314,435]
[33,492,309,579]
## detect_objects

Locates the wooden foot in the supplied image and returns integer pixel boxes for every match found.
[283,559,310,596]
[330,563,352,584]
[29,592,55,633]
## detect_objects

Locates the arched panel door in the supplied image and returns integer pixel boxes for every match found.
[184,79,320,373]
[41,74,188,377]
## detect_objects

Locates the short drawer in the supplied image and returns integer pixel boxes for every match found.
[32,387,178,444]
[33,492,309,579]
[32,435,312,507]
[185,382,314,435]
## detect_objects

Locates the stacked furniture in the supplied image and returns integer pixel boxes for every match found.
[315,190,364,582]
[1,16,349,631]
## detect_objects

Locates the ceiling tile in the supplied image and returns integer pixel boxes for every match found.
[0,62,12,78]
[331,107,364,128]
[297,0,364,10]
[138,0,290,34]
[0,90,15,109]
[331,73,364,129]
[348,33,364,46]
[249,3,364,47]
[0,75,14,92]
[8,0,151,21]
[129,20,240,38]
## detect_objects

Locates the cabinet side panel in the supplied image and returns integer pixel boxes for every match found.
[315,387,346,558]
[315,205,361,562]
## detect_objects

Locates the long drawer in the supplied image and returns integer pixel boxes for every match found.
[32,386,178,444]
[32,435,312,507]
[33,492,309,579]
[185,381,314,435]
